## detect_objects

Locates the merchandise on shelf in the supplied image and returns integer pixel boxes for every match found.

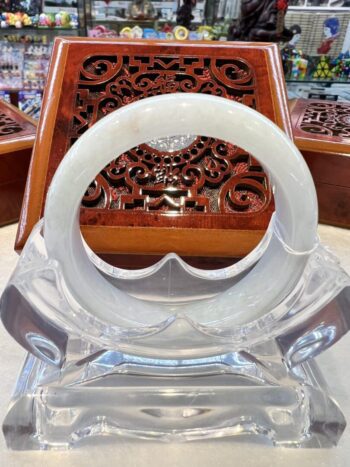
[89,0,209,24]
[313,55,333,78]
[88,23,118,36]
[317,16,340,54]
[0,90,11,102]
[332,51,350,78]
[0,0,79,28]
[23,43,51,89]
[127,0,156,19]
[0,32,49,43]
[285,8,350,57]
[18,89,42,118]
[89,20,221,40]
[0,41,51,91]
[0,42,23,89]
[38,11,77,28]
[0,11,33,27]
[0,0,41,15]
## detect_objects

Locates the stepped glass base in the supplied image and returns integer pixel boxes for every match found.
[3,340,346,450]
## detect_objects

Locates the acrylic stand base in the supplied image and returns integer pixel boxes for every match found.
[3,340,346,450]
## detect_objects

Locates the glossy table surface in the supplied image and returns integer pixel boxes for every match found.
[1,222,350,467]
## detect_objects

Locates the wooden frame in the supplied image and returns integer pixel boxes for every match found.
[16,38,292,258]
[290,98,350,228]
[0,100,36,227]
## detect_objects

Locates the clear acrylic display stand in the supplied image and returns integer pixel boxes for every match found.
[1,94,350,449]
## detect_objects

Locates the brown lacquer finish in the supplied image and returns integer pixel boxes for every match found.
[0,100,36,155]
[0,101,36,226]
[291,98,350,228]
[16,38,292,257]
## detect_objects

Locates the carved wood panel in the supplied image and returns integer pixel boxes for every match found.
[0,100,36,152]
[291,98,350,229]
[0,101,36,227]
[299,101,350,138]
[0,112,23,136]
[16,39,292,256]
[69,53,268,215]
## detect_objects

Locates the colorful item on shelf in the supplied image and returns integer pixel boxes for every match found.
[212,22,229,41]
[283,50,309,80]
[143,27,157,39]
[162,22,173,33]
[0,0,40,16]
[1,11,33,28]
[0,42,23,89]
[38,12,54,27]
[114,23,222,41]
[18,89,42,119]
[22,43,51,90]
[313,55,333,79]
[229,0,293,42]
[331,52,350,80]
[281,23,309,81]
[197,25,214,40]
[119,26,133,38]
[173,24,189,40]
[88,24,117,38]
[0,32,48,43]
[55,11,71,28]
[317,17,340,55]
[37,11,75,28]
[188,31,199,40]
[131,25,143,38]
[0,41,51,91]
[290,55,308,80]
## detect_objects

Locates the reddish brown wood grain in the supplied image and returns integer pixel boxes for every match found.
[291,98,350,228]
[16,38,292,257]
[0,101,36,226]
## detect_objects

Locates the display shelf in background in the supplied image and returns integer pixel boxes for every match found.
[2,0,350,112]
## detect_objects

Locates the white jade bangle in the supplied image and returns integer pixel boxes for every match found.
[44,94,318,328]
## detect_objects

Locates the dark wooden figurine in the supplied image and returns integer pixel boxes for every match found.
[229,0,293,42]
[176,0,195,29]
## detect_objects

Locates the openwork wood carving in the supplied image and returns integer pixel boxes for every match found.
[0,112,23,136]
[70,54,269,214]
[16,40,293,255]
[299,101,350,138]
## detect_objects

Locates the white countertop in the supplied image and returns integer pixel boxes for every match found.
[0,223,350,467]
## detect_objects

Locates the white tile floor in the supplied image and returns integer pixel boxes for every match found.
[0,223,350,467]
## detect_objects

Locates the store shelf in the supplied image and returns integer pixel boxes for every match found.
[287,78,350,84]
[88,18,168,23]
[0,27,79,32]
[87,17,204,25]
[289,6,350,10]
